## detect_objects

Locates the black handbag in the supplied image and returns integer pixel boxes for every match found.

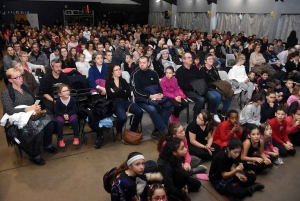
[189,79,208,96]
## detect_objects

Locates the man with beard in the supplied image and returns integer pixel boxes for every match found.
[28,43,49,69]
[40,59,70,113]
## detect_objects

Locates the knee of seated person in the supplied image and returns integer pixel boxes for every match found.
[289,149,296,156]
[144,105,157,113]
[245,172,256,184]
[280,150,288,157]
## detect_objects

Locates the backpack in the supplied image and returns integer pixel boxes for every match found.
[103,167,117,193]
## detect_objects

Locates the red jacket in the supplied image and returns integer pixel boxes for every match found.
[213,120,242,149]
[269,117,290,144]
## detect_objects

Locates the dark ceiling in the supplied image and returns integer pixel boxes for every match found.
[131,0,177,5]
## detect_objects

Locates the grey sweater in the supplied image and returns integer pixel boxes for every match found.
[1,88,35,115]
[239,103,261,126]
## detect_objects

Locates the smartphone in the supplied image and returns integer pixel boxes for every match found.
[35,100,40,105]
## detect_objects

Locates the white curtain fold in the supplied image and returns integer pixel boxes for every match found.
[149,12,170,27]
[240,14,272,38]
[216,13,241,35]
[177,13,209,32]
[276,15,300,42]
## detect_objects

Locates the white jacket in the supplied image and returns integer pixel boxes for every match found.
[228,65,248,83]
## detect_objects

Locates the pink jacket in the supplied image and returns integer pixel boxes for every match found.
[160,138,192,166]
[160,76,180,99]
[287,95,300,107]
[285,115,300,135]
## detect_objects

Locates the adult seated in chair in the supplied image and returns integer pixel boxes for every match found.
[200,54,232,123]
[19,51,46,75]
[40,59,70,113]
[263,43,286,83]
[132,56,172,139]
[88,52,108,95]
[60,47,81,76]
[12,61,39,96]
[114,39,130,63]
[176,52,205,121]
[1,68,58,166]
[3,46,21,85]
[28,42,50,71]
[105,63,143,141]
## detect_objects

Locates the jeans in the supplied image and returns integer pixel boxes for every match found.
[185,91,205,121]
[206,90,232,114]
[56,114,79,139]
[114,100,143,133]
[137,102,172,133]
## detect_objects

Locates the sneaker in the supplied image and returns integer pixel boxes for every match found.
[192,165,208,174]
[151,131,161,139]
[278,158,284,165]
[219,110,228,118]
[170,114,179,123]
[59,140,65,148]
[214,114,221,123]
[73,138,79,145]
[274,158,281,165]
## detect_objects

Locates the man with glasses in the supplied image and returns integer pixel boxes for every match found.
[176,52,205,121]
[40,59,70,113]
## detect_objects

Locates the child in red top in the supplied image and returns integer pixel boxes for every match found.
[268,106,296,157]
[213,110,242,150]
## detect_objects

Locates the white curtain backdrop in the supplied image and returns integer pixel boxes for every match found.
[240,14,272,38]
[276,15,300,42]
[176,13,209,32]
[149,12,170,27]
[216,13,241,35]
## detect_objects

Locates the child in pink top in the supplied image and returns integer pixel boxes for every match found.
[287,85,300,107]
[157,123,207,175]
[160,66,188,123]
[259,123,282,165]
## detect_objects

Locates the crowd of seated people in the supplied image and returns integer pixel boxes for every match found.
[1,20,300,200]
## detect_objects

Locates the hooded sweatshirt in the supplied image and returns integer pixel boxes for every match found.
[239,103,261,126]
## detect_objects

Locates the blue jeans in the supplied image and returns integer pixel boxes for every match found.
[137,102,172,133]
[185,91,205,121]
[114,101,143,133]
[206,90,232,114]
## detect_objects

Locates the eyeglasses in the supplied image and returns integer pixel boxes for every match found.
[61,90,70,93]
[153,196,167,201]
[11,75,23,80]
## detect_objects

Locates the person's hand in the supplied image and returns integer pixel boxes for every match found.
[231,124,239,133]
[25,104,41,112]
[183,185,188,194]
[254,157,264,164]
[183,163,191,171]
[63,114,69,121]
[294,120,300,127]
[40,66,46,74]
[236,173,248,182]
[245,79,249,83]
[204,145,212,155]
[110,88,115,93]
[158,93,164,100]
[287,141,293,148]
[101,88,106,95]
[269,102,274,108]
[270,151,279,157]
[264,158,272,165]
[175,96,181,102]
[293,70,298,73]
[279,92,283,95]
[283,143,292,150]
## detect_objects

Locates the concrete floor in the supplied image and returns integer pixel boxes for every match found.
[0,78,300,201]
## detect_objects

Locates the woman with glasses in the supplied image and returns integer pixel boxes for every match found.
[105,63,143,141]
[19,51,46,74]
[11,61,39,95]
[1,68,58,166]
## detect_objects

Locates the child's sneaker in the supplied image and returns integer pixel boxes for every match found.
[278,158,284,165]
[170,114,179,123]
[59,140,65,148]
[73,138,79,146]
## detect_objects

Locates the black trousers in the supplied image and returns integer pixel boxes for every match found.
[222,171,256,199]
[188,143,220,160]
[42,98,54,114]
[272,140,296,157]
[168,98,188,118]
[240,159,272,174]
[289,132,300,146]
[32,121,55,157]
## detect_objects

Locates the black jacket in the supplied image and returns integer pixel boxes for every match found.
[260,101,277,123]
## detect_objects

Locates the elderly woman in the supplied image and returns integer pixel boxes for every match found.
[1,68,58,166]
[19,51,46,74]
[12,61,39,95]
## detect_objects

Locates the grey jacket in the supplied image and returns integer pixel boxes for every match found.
[28,52,49,67]
[3,55,20,71]
[114,47,130,60]
[239,103,261,126]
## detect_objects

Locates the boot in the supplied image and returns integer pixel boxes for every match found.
[95,135,104,149]
[191,165,207,174]
[247,182,265,196]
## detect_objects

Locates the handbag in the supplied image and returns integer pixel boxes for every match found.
[123,103,143,145]
[189,79,208,96]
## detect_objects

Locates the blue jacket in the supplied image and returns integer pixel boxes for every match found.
[88,64,108,88]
